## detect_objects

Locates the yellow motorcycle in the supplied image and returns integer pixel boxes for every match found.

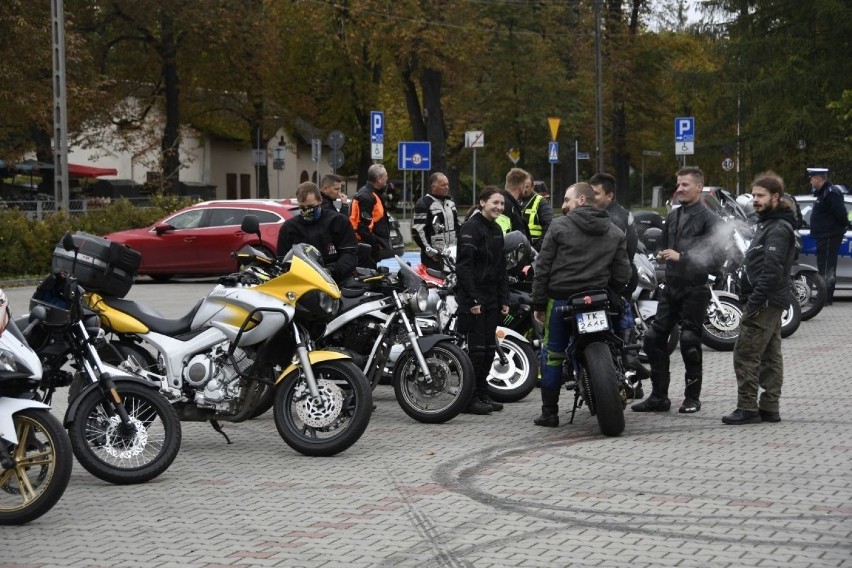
[83,222,372,457]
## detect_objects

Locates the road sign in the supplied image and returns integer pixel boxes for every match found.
[273,159,285,171]
[676,141,694,155]
[328,149,344,169]
[327,130,345,149]
[722,157,735,171]
[548,117,560,141]
[465,130,484,148]
[252,149,265,166]
[370,111,384,143]
[642,150,661,157]
[548,141,559,164]
[398,141,431,171]
[675,117,695,142]
[311,139,322,162]
[371,143,384,160]
[577,152,590,160]
[507,148,520,164]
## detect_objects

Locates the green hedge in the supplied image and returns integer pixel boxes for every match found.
[0,195,198,278]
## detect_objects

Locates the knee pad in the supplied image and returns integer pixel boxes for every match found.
[643,326,667,358]
[680,328,702,368]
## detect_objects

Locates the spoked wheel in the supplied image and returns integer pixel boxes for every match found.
[487,337,538,402]
[392,341,474,424]
[792,272,826,321]
[702,293,743,352]
[67,382,181,484]
[582,342,625,437]
[0,409,72,525]
[273,360,372,457]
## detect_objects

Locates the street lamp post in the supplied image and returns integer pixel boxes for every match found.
[641,150,661,207]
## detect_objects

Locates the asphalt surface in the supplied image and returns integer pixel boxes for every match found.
[1,279,850,568]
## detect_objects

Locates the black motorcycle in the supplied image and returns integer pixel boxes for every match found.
[22,233,181,485]
[555,289,630,437]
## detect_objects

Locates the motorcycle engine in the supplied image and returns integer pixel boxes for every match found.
[184,343,253,412]
[327,319,382,367]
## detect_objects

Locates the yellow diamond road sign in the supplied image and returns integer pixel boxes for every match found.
[548,117,560,141]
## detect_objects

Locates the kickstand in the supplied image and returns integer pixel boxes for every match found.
[568,391,581,425]
[210,420,232,444]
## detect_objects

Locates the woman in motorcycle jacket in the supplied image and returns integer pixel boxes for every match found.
[455,186,510,415]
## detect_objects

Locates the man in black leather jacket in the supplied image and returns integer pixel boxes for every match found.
[278,182,358,283]
[633,167,723,415]
[723,172,798,425]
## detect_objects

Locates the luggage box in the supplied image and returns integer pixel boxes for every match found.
[51,231,141,298]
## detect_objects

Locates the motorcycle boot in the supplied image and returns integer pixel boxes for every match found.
[631,371,671,412]
[534,389,560,427]
[479,394,504,412]
[679,327,703,413]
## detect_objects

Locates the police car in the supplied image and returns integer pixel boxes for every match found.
[794,194,852,289]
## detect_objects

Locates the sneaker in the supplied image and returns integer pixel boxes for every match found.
[758,409,781,423]
[722,408,761,425]
[678,398,701,414]
[464,399,493,415]
[480,395,504,412]
[631,395,671,412]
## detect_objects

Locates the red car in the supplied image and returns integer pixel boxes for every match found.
[104,199,296,280]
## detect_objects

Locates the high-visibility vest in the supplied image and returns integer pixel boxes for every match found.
[523,194,544,238]
[495,214,512,234]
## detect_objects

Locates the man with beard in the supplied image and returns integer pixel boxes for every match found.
[531,182,631,427]
[412,172,459,271]
[278,182,358,283]
[723,172,798,425]
[350,164,393,267]
[632,166,722,415]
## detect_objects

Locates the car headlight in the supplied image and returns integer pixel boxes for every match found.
[410,283,429,313]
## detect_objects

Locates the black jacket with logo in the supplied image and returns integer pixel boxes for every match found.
[660,200,723,282]
[455,213,509,310]
[740,206,797,313]
[277,209,358,282]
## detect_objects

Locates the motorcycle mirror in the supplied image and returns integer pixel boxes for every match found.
[62,231,77,252]
[241,214,261,238]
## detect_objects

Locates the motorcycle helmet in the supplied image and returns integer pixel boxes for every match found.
[736,193,755,217]
[503,230,531,271]
[640,227,664,256]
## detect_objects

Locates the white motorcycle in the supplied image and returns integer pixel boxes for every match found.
[0,289,72,525]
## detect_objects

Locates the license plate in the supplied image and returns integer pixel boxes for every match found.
[576,310,608,334]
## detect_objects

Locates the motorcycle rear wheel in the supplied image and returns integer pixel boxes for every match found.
[273,360,372,457]
[702,294,743,352]
[67,382,181,484]
[487,337,538,403]
[792,272,825,321]
[583,342,625,437]
[392,341,474,423]
[0,409,72,525]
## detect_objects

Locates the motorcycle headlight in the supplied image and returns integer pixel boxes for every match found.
[0,347,34,375]
[295,290,339,323]
[410,283,429,313]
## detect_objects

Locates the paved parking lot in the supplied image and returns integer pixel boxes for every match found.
[1,280,850,568]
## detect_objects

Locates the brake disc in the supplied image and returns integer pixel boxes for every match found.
[295,379,344,429]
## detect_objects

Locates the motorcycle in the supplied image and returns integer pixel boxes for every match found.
[554,289,630,437]
[319,256,474,424]
[0,289,72,524]
[87,219,373,457]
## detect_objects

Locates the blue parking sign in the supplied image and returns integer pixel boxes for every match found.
[398,142,431,171]
[675,117,695,142]
[371,111,384,143]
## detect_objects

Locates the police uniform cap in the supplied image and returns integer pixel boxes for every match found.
[806,167,829,177]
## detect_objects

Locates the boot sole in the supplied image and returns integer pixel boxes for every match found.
[721,416,762,425]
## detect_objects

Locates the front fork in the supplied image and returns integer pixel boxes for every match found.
[291,323,322,400]
[397,305,433,383]
[74,320,135,425]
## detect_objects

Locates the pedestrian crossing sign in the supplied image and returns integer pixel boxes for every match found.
[548,141,559,164]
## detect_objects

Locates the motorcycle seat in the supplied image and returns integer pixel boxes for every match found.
[98,297,204,335]
[425,267,445,279]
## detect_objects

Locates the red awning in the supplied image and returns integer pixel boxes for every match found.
[68,163,118,178]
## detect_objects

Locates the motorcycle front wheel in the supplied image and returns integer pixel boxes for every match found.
[702,294,743,352]
[582,342,625,437]
[0,409,72,525]
[780,300,801,338]
[487,337,538,403]
[67,382,181,485]
[792,272,826,321]
[273,360,372,457]
[392,340,474,423]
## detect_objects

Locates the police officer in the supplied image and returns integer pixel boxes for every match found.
[519,178,553,251]
[632,167,723,415]
[278,182,358,283]
[411,172,459,271]
[807,167,848,304]
[723,171,798,425]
